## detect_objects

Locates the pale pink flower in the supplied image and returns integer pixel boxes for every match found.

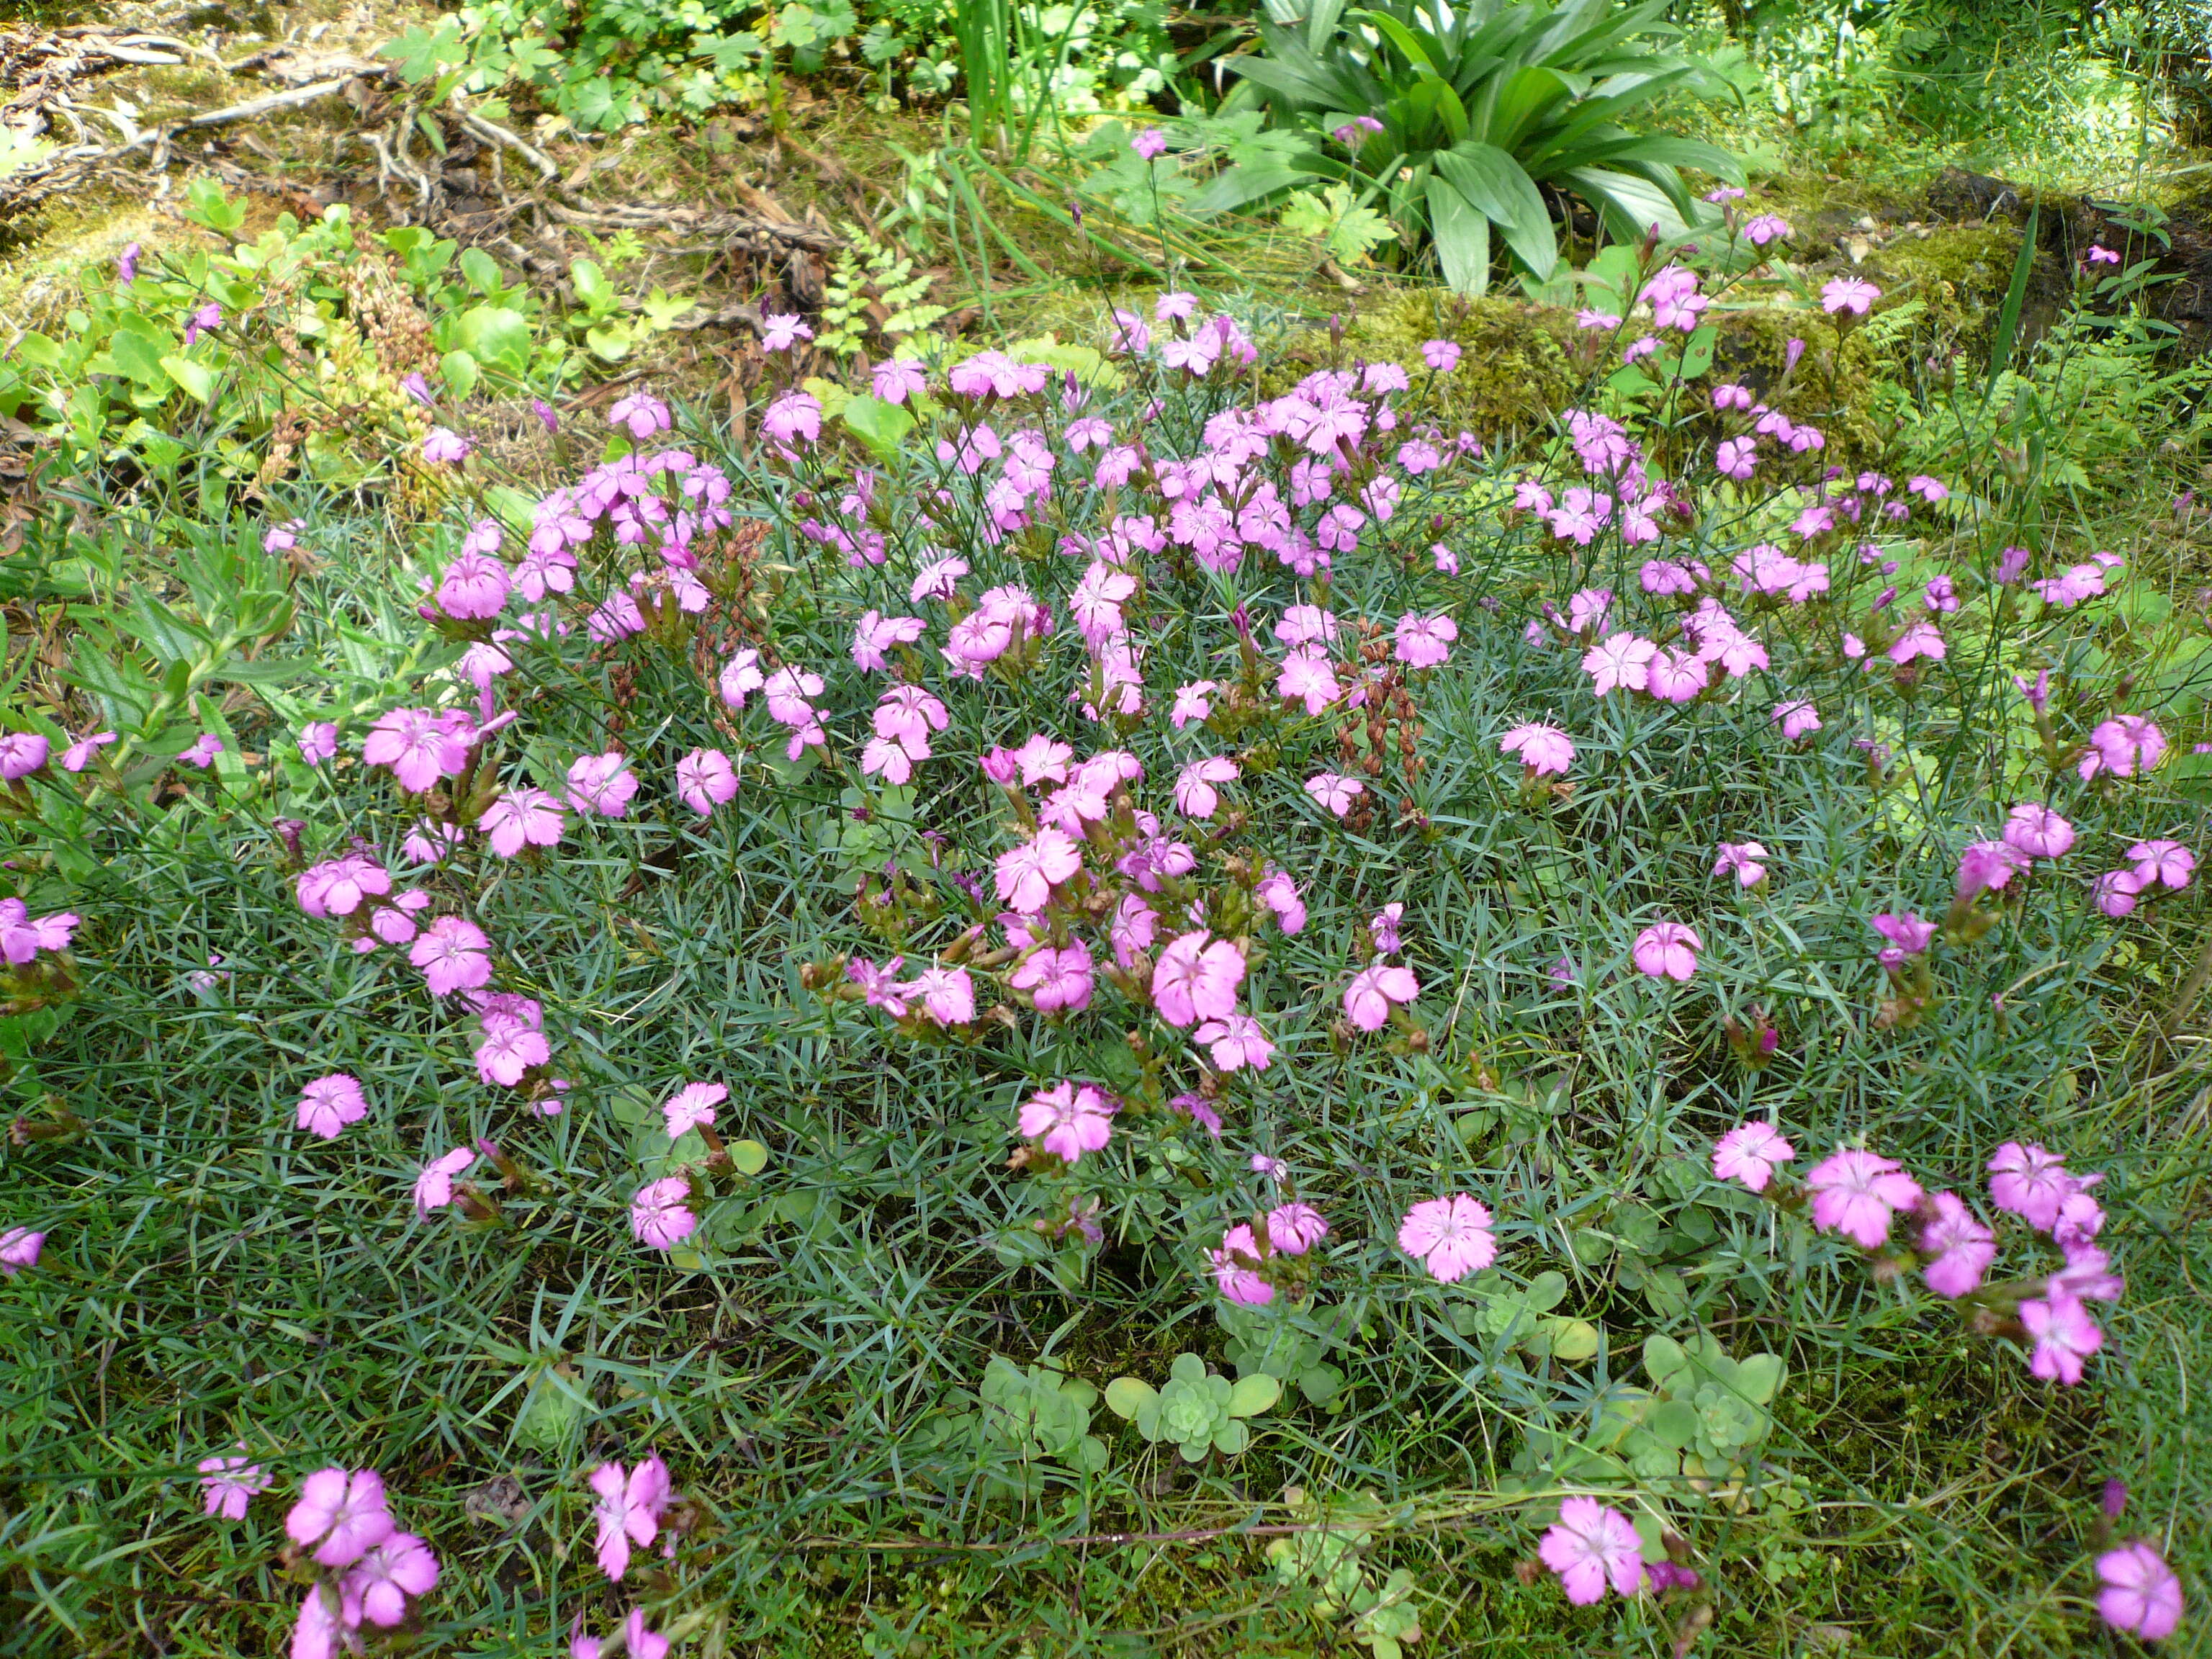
[1583,632,1657,696]
[481,788,566,858]
[1398,1194,1495,1282]
[590,1455,672,1580]
[2080,714,2167,779]
[1174,755,1240,819]
[1277,645,1341,714]
[608,391,673,437]
[437,551,511,620]
[1010,942,1094,1014]
[1195,1012,1275,1071]
[1109,892,1159,967]
[1393,611,1457,667]
[285,1467,394,1568]
[1152,930,1246,1028]
[410,916,492,996]
[1821,276,1880,315]
[1987,1142,2075,1231]
[675,748,739,816]
[904,964,975,1025]
[1773,700,1822,739]
[1712,1122,1794,1192]
[2020,1292,2102,1384]
[995,826,1084,914]
[1170,681,1217,729]
[1957,839,2029,898]
[1344,963,1419,1031]
[292,1585,341,1659]
[1632,921,1701,981]
[1501,723,1575,776]
[1422,338,1462,371]
[1804,1148,1923,1248]
[718,648,765,709]
[1918,1192,1997,1296]
[2002,801,2074,860]
[412,1148,475,1215]
[1713,842,1768,886]
[341,1532,440,1626]
[1539,1496,1645,1604]
[1019,1080,1118,1162]
[1209,1223,1274,1305]
[2095,868,2145,917]
[59,730,118,771]
[631,1177,696,1251]
[297,1074,368,1140]
[760,315,814,354]
[1304,773,1364,816]
[1871,912,1937,957]
[663,1081,727,1139]
[1130,127,1167,161]
[0,733,48,778]
[1257,868,1305,934]
[1265,1202,1327,1256]
[422,426,469,464]
[1370,902,1404,955]
[851,610,926,671]
[0,1228,45,1274]
[2098,1543,2184,1641]
[2126,839,2195,889]
[197,1451,271,1519]
[567,751,639,817]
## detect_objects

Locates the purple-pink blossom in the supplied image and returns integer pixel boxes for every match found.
[197,1451,271,1519]
[297,1074,368,1140]
[1539,1497,1644,1604]
[1398,1194,1495,1282]
[590,1455,672,1580]
[1805,1148,1923,1248]
[1632,921,1701,981]
[285,1467,394,1568]
[1265,1202,1326,1256]
[1153,930,1245,1028]
[675,748,739,816]
[1343,963,1419,1031]
[1712,1122,1794,1192]
[0,1226,43,1275]
[412,1148,475,1215]
[1209,1223,1273,1305]
[631,1177,696,1251]
[2098,1542,2183,1641]
[1918,1192,1997,1296]
[2020,1292,2102,1384]
[1018,1080,1118,1162]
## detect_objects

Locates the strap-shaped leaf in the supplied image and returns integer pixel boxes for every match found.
[1561,163,1689,242]
[1187,156,1321,217]
[1436,140,1557,278]
[1424,174,1492,294]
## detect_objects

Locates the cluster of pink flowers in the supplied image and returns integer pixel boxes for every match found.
[284,1467,441,1652]
[1209,1199,1329,1304]
[0,898,78,966]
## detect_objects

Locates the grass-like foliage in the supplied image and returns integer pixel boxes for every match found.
[0,231,2206,1657]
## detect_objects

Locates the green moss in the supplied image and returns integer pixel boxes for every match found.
[1857,222,2046,342]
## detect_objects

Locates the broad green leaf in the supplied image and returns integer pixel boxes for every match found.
[440,349,480,400]
[455,305,533,374]
[839,394,914,459]
[1435,142,1557,278]
[1226,1372,1282,1416]
[1424,176,1491,294]
[158,354,215,404]
[1103,1376,1156,1419]
[729,1138,770,1177]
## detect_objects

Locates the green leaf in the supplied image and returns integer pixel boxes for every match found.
[459,246,503,295]
[1226,1372,1282,1416]
[101,330,172,389]
[570,258,615,315]
[1434,140,1557,278]
[1424,176,1491,294]
[157,354,215,404]
[839,394,914,459]
[1212,1417,1251,1457]
[454,305,533,375]
[1734,1352,1786,1406]
[1103,1376,1156,1419]
[439,349,480,401]
[729,1138,770,1177]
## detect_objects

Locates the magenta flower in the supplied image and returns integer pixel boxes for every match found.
[296,722,338,765]
[1820,276,1881,315]
[1804,1148,1923,1248]
[1130,127,1167,161]
[2098,1543,2184,1641]
[1195,1012,1275,1071]
[1397,1194,1495,1282]
[341,1532,440,1627]
[1153,930,1246,1028]
[1209,1223,1274,1305]
[1343,963,1419,1031]
[364,707,471,793]
[662,1082,727,1139]
[1712,842,1768,886]
[1173,755,1240,819]
[675,748,739,816]
[2095,868,2145,917]
[1421,338,1462,372]
[567,751,638,817]
[412,1148,475,1215]
[609,391,673,439]
[1304,772,1365,817]
[904,964,975,1026]
[1583,632,1657,696]
[422,426,470,464]
[995,826,1084,914]
[1917,1191,1997,1296]
[1712,1122,1794,1192]
[197,1450,271,1519]
[1170,680,1217,729]
[1957,839,2029,898]
[760,314,814,353]
[1987,1141,2075,1231]
[0,1227,44,1275]
[2020,1292,2102,1384]
[297,1073,369,1140]
[1256,869,1305,935]
[2080,714,2167,779]
[1632,921,1701,981]
[590,1455,672,1580]
[1392,611,1457,667]
[475,1013,548,1085]
[1010,942,1095,1014]
[410,916,492,996]
[179,733,225,768]
[1500,722,1575,777]
[0,733,48,778]
[2127,839,2195,889]
[58,729,118,771]
[1266,1202,1327,1256]
[1772,700,1822,739]
[2002,801,2074,860]
[631,1177,697,1251]
[286,1467,395,1568]
[481,788,566,858]
[1018,1080,1118,1163]
[292,1586,341,1659]
[1744,212,1792,246]
[437,550,511,619]
[1370,903,1404,955]
[1277,646,1341,714]
[1539,1496,1645,1604]
[296,854,391,918]
[872,359,927,404]
[1870,911,1936,958]
[851,610,927,672]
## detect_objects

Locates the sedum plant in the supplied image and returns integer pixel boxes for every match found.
[1105,1353,1281,1460]
[1204,0,1742,291]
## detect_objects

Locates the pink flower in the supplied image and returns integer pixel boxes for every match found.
[1539,1497,1645,1605]
[1257,868,1305,935]
[364,708,471,793]
[1501,722,1575,776]
[1421,338,1462,372]
[285,1467,394,1568]
[1744,213,1793,246]
[2019,1292,2102,1384]
[410,916,493,996]
[995,826,1084,914]
[422,426,469,464]
[1152,930,1246,1028]
[1130,127,1167,161]
[1870,912,1936,957]
[2126,839,2195,889]
[59,730,117,770]
[197,1451,271,1519]
[475,1014,547,1084]
[663,1081,728,1139]
[1265,1202,1327,1256]
[608,390,673,438]
[0,1227,45,1274]
[480,788,566,858]
[763,390,821,446]
[904,964,975,1025]
[760,315,814,353]
[1712,1122,1794,1192]
[852,610,926,671]
[0,733,48,778]
[2098,1543,2184,1641]
[1209,1223,1274,1305]
[1957,839,2029,899]
[296,855,391,918]
[412,1148,475,1215]
[872,359,927,403]
[1393,611,1457,667]
[1918,1192,1997,1296]
[437,551,511,619]
[1583,632,1657,696]
[341,1532,440,1626]
[590,1455,672,1580]
[1632,921,1701,981]
[1370,902,1404,955]
[1888,622,1946,665]
[2080,714,2167,779]
[567,751,639,817]
[2095,868,2145,917]
[718,649,765,709]
[631,1177,696,1251]
[1174,755,1240,819]
[1804,1148,1923,1248]
[1344,963,1419,1031]
[1987,1142,2075,1231]
[1304,772,1364,816]
[676,748,739,816]
[297,723,338,765]
[1773,700,1822,739]
[292,1586,341,1659]
[1398,1195,1495,1282]
[1820,276,1881,315]
[1011,942,1095,1014]
[1277,645,1341,714]
[1018,1080,1118,1162]
[1195,1012,1275,1071]
[1713,841,1768,886]
[1170,681,1217,729]
[297,1074,368,1140]
[2002,802,2074,860]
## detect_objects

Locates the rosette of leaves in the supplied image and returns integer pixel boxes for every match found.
[1105,1353,1280,1461]
[1444,1269,1600,1362]
[1265,1489,1425,1658]
[1218,1298,1352,1406]
[918,1358,1108,1500]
